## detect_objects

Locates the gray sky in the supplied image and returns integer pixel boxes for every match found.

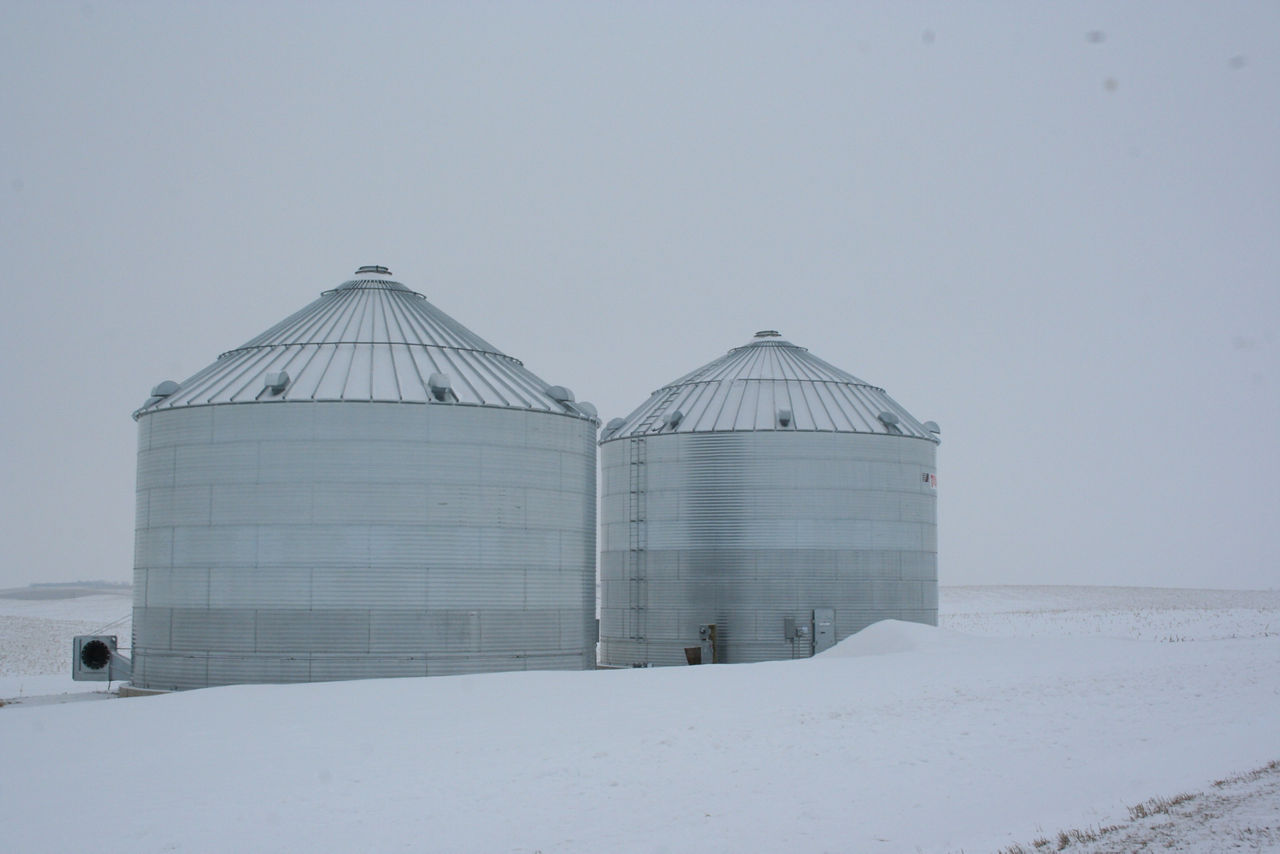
[2,2,1276,591]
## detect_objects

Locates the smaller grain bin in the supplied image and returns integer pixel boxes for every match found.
[598,331,939,667]
[130,267,598,690]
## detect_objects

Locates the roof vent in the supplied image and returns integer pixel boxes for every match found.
[150,380,180,398]
[923,420,941,434]
[604,417,626,437]
[753,330,781,338]
[777,408,793,428]
[263,371,290,395]
[877,411,899,426]
[663,410,684,429]
[576,401,599,420]
[428,372,457,403]
[546,385,576,404]
[354,265,392,276]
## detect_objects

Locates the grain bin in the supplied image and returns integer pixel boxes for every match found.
[598,331,939,666]
[131,267,598,690]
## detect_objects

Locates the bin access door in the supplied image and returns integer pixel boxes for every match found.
[813,608,836,655]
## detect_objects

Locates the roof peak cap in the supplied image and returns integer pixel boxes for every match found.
[734,329,799,351]
[328,265,415,295]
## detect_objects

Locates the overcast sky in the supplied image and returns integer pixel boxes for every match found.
[2,2,1276,591]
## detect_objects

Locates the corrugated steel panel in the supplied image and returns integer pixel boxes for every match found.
[478,610,561,652]
[170,608,256,652]
[255,610,371,653]
[206,655,311,685]
[174,443,258,485]
[425,568,527,610]
[134,528,172,570]
[144,568,210,608]
[145,486,212,528]
[132,605,171,649]
[369,611,479,653]
[132,403,597,690]
[601,331,939,440]
[135,652,209,691]
[599,430,937,667]
[172,525,259,567]
[311,569,429,610]
[134,270,598,420]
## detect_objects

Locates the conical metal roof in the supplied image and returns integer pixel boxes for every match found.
[600,330,939,441]
[135,267,596,420]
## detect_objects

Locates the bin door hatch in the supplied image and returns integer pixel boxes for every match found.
[813,608,836,655]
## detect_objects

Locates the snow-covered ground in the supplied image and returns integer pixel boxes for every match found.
[941,585,1280,643]
[0,589,132,703]
[2,585,1277,852]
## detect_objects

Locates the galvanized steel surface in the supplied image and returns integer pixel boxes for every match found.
[131,269,597,690]
[133,402,597,689]
[601,331,939,439]
[135,271,595,417]
[599,331,937,667]
[598,431,937,666]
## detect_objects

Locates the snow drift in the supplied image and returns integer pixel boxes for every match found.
[3,589,1278,853]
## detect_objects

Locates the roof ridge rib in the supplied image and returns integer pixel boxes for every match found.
[601,333,931,441]
[134,273,591,419]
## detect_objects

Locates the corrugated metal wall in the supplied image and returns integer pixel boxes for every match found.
[599,431,937,666]
[133,401,596,690]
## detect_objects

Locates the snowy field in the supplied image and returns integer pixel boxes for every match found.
[0,588,132,704]
[2,585,1278,852]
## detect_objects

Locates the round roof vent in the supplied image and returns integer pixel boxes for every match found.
[132,270,596,420]
[601,333,932,439]
[546,385,576,404]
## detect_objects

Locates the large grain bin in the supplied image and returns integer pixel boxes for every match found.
[131,267,598,690]
[598,330,939,666]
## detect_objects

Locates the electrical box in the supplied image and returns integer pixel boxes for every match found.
[697,623,717,663]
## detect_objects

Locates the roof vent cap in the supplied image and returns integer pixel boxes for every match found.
[354,265,392,276]
[664,410,684,429]
[428,372,457,403]
[777,408,793,428]
[575,401,599,420]
[923,420,941,434]
[877,411,900,426]
[604,417,626,436]
[150,380,180,398]
[753,330,781,338]
[263,371,290,395]
[546,385,576,404]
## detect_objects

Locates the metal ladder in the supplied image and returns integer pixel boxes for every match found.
[627,437,648,647]
[632,385,682,434]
